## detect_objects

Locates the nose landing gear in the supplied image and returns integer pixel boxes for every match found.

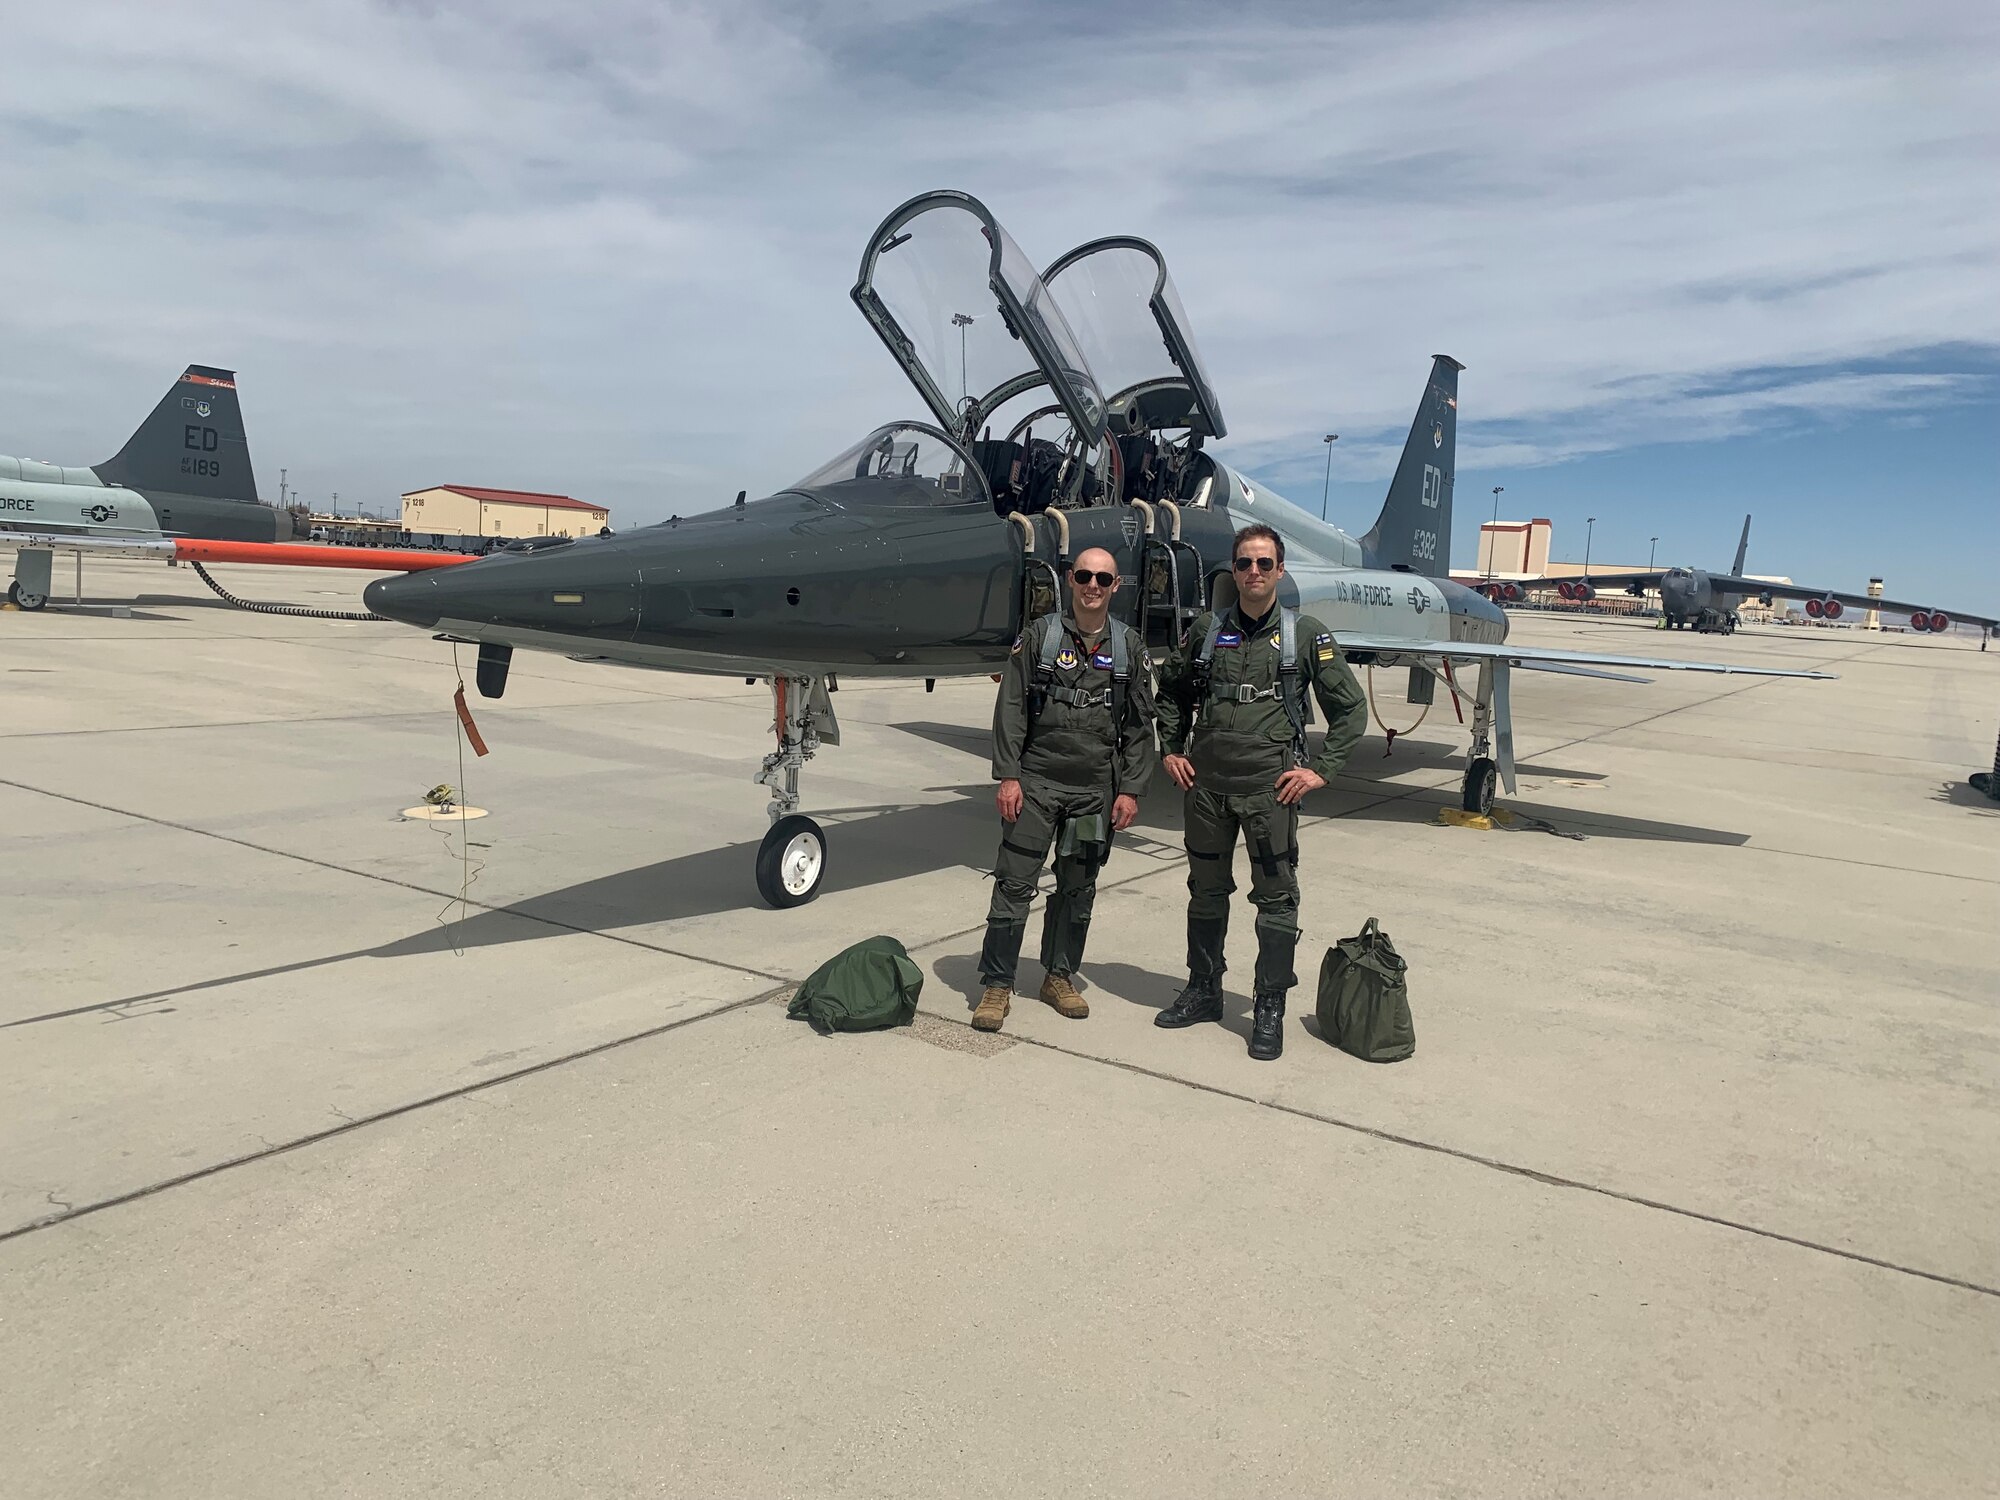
[752,674,840,907]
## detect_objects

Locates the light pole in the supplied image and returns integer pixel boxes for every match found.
[951,313,974,408]
[1648,535,1659,571]
[1486,486,1504,578]
[1584,516,1596,582]
[1320,433,1338,520]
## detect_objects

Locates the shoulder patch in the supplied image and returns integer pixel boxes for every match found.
[1314,632,1333,646]
[1009,634,1023,655]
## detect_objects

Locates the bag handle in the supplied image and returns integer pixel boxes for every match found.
[1358,916,1381,939]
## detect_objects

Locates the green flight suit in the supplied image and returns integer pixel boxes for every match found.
[1155,605,1368,994]
[980,613,1157,987]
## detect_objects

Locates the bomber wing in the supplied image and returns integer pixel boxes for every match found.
[1696,575,1999,629]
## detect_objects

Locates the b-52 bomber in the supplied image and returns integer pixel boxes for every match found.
[1519,514,1999,638]
[365,189,1830,908]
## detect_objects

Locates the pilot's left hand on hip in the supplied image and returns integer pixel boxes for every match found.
[1274,768,1326,806]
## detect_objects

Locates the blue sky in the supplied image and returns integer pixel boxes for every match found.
[1,0,1994,603]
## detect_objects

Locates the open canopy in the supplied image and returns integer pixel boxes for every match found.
[1042,236,1226,440]
[851,190,1107,450]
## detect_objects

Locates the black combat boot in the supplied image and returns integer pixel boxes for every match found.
[1155,975,1224,1028]
[1248,991,1286,1060]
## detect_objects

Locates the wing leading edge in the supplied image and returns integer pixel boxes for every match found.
[1331,634,1837,680]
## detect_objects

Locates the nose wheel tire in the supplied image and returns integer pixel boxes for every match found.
[1462,757,1498,816]
[7,581,48,611]
[756,814,827,908]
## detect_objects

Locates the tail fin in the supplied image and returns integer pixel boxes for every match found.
[92,365,259,503]
[1359,354,1462,576]
[1730,514,1751,576]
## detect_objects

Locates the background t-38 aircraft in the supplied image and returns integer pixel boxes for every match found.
[1500,513,2000,637]
[3,365,464,611]
[365,189,1830,908]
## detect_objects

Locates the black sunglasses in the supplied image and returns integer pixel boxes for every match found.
[1232,555,1278,573]
[1071,568,1117,587]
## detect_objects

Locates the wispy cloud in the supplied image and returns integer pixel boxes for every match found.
[1,0,1994,521]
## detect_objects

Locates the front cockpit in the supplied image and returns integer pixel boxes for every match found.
[784,421,992,510]
[850,190,1115,519]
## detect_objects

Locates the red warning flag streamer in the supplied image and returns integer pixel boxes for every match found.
[453,684,490,757]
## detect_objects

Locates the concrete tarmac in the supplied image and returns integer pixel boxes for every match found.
[4,555,1997,1497]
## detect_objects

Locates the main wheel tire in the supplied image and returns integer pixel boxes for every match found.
[756,814,827,908]
[8,580,48,611]
[1462,757,1498,816]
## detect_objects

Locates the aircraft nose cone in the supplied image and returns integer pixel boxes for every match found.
[364,571,441,630]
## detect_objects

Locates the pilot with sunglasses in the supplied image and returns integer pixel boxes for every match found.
[1154,523,1368,1060]
[974,547,1157,1033]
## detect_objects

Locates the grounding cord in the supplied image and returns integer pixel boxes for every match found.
[188,561,387,622]
[429,643,488,954]
[1364,664,1433,754]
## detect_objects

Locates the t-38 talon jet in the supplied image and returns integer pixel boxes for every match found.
[1511,514,2000,638]
[363,188,1832,908]
[3,365,464,610]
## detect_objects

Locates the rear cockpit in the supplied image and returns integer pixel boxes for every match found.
[1042,236,1230,514]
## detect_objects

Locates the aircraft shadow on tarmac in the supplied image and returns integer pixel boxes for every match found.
[21,767,1748,1030]
[887,720,1745,847]
[366,786,1005,959]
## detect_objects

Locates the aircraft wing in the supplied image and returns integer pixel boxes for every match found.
[2,531,176,560]
[1332,634,1836,680]
[1532,570,1664,591]
[1697,575,1999,628]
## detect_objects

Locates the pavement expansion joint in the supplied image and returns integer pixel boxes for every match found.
[0,981,798,1246]
[895,1004,2000,1303]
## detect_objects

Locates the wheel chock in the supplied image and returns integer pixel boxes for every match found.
[1437,807,1494,831]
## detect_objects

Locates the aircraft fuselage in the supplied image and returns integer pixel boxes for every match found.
[0,470,287,544]
[364,462,1506,678]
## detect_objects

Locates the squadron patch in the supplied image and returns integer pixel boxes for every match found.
[1216,630,1243,649]
[1010,634,1023,655]
[1056,647,1080,671]
[1268,631,1282,650]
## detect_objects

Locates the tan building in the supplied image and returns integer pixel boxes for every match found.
[401,485,609,540]
[1475,518,1552,577]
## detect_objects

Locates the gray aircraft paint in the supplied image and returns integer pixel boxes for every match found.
[3,365,288,552]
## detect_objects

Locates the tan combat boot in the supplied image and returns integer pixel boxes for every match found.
[1038,972,1088,1019]
[971,985,1012,1032]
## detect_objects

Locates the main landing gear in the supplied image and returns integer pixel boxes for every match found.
[752,674,841,907]
[1458,658,1514,815]
[1405,656,1517,816]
